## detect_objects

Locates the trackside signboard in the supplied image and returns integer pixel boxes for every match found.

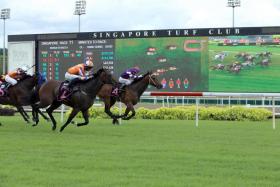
[8,27,280,93]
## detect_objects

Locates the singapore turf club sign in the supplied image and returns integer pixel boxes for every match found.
[91,28,242,39]
[8,26,279,42]
[91,27,280,39]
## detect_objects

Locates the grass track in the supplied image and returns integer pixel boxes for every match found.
[1,116,280,187]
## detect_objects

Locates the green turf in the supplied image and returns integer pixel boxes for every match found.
[1,116,280,187]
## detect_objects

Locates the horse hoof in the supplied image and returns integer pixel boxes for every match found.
[113,119,119,125]
[32,124,38,127]
[52,127,56,131]
[0,123,2,126]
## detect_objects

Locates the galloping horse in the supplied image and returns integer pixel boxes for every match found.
[97,71,163,124]
[0,73,49,124]
[34,68,113,132]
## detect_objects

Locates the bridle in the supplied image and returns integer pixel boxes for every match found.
[148,74,157,86]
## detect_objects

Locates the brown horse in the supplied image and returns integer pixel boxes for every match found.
[34,68,113,132]
[97,72,163,124]
[0,73,48,124]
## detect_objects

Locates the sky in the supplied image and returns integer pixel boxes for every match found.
[1,0,280,44]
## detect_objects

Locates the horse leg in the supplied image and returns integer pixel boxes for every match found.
[60,108,80,132]
[122,103,136,120]
[31,106,49,126]
[32,100,53,126]
[77,110,89,127]
[46,101,62,131]
[103,97,122,124]
[31,105,39,125]
[17,106,30,124]
[37,109,50,121]
[22,108,30,119]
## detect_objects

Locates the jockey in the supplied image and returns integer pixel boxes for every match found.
[64,57,94,89]
[4,66,29,86]
[119,66,141,86]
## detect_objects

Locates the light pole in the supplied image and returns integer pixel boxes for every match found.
[1,8,10,74]
[74,0,86,32]
[227,0,240,28]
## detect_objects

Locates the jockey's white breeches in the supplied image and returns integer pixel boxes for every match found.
[65,72,81,81]
[5,75,17,85]
[119,77,133,85]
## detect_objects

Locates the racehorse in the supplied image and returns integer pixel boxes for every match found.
[0,72,49,124]
[97,71,163,124]
[256,52,272,58]
[214,52,227,62]
[226,62,242,74]
[34,68,113,132]
[258,58,270,66]
[210,64,225,70]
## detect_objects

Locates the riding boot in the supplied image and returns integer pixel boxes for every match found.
[119,84,125,93]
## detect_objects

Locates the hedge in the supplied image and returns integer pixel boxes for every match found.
[70,106,272,121]
[0,105,16,116]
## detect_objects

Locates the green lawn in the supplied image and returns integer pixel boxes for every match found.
[1,116,280,187]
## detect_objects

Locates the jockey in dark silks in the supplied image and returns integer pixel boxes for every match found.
[119,66,142,86]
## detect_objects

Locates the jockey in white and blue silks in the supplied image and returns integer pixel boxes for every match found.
[119,66,141,86]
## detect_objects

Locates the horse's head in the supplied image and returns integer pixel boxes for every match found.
[146,71,163,89]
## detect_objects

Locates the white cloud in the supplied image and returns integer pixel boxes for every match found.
[1,0,280,45]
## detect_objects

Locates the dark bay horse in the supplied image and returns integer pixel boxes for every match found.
[97,72,163,124]
[34,68,113,132]
[0,73,49,124]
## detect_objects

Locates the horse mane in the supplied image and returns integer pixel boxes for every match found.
[94,68,106,77]
[82,68,114,84]
[131,71,151,85]
[20,74,33,81]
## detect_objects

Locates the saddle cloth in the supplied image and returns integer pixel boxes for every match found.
[111,83,126,97]
[58,81,71,101]
[0,82,11,97]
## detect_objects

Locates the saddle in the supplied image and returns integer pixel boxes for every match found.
[58,81,74,101]
[0,82,11,97]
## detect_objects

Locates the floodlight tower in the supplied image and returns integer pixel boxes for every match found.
[1,8,10,74]
[227,0,240,28]
[74,0,86,32]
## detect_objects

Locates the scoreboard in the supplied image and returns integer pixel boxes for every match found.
[39,39,115,80]
[8,27,280,93]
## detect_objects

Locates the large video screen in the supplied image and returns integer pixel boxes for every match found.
[38,32,280,93]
